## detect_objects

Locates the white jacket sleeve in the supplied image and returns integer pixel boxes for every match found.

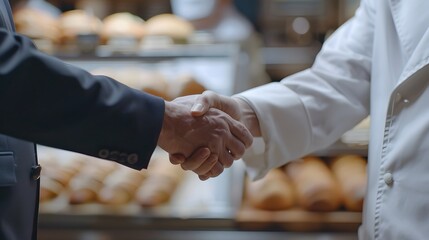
[237,0,375,180]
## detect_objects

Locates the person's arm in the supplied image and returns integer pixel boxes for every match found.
[0,29,164,169]
[0,30,253,172]
[181,0,376,180]
[237,0,375,179]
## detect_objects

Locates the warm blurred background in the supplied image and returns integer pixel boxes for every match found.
[10,0,368,239]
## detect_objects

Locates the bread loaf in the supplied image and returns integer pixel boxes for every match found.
[14,7,59,43]
[98,165,147,205]
[285,156,342,211]
[145,14,194,43]
[246,168,295,211]
[38,151,60,202]
[117,68,169,99]
[39,152,84,202]
[331,155,367,211]
[136,151,184,207]
[101,12,145,44]
[58,10,103,44]
[68,159,117,204]
[167,74,206,100]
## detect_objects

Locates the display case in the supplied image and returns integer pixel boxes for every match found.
[57,43,243,96]
[37,42,248,239]
[38,122,368,240]
[20,2,366,239]
[37,42,369,239]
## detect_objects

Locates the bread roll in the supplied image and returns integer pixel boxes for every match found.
[38,152,59,202]
[136,151,184,207]
[14,7,59,43]
[101,12,145,44]
[331,155,367,211]
[39,152,84,202]
[58,10,103,43]
[90,67,118,80]
[167,74,206,100]
[246,168,295,211]
[115,68,169,99]
[98,165,147,205]
[285,156,342,211]
[145,14,194,43]
[68,159,117,204]
[91,67,169,99]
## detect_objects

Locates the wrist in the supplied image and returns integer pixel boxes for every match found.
[158,101,174,151]
[234,97,262,137]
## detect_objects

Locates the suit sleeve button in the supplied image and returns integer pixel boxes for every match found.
[98,149,109,158]
[127,154,138,164]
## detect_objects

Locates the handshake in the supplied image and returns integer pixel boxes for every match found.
[157,91,261,181]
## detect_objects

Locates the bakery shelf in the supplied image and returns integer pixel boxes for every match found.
[39,168,238,218]
[56,43,243,96]
[236,205,362,232]
[55,43,241,60]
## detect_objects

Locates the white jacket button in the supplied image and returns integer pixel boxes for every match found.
[384,172,394,186]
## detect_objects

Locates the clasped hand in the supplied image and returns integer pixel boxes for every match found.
[158,91,259,180]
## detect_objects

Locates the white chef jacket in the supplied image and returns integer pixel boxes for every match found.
[237,0,429,239]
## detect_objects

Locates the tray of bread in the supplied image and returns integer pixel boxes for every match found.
[236,155,367,232]
[37,146,236,219]
[13,6,215,55]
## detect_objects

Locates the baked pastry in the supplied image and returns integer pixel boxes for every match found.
[246,168,295,211]
[91,67,169,99]
[101,12,145,45]
[116,68,169,99]
[39,152,84,202]
[14,7,59,43]
[331,155,367,211]
[68,158,117,204]
[285,156,342,211]
[98,165,147,205]
[58,9,103,44]
[144,14,194,43]
[136,150,185,207]
[167,74,206,100]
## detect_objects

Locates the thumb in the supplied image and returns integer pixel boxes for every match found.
[191,91,241,119]
[190,91,217,117]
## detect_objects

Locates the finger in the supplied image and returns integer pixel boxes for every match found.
[193,153,218,175]
[201,161,224,179]
[225,115,254,149]
[219,149,234,168]
[199,175,210,181]
[169,153,185,165]
[223,134,246,160]
[225,135,246,160]
[208,162,225,178]
[180,147,210,171]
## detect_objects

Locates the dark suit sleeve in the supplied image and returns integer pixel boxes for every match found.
[0,29,165,170]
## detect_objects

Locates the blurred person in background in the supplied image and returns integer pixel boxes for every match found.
[170,0,269,92]
[174,0,429,239]
[0,0,252,239]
